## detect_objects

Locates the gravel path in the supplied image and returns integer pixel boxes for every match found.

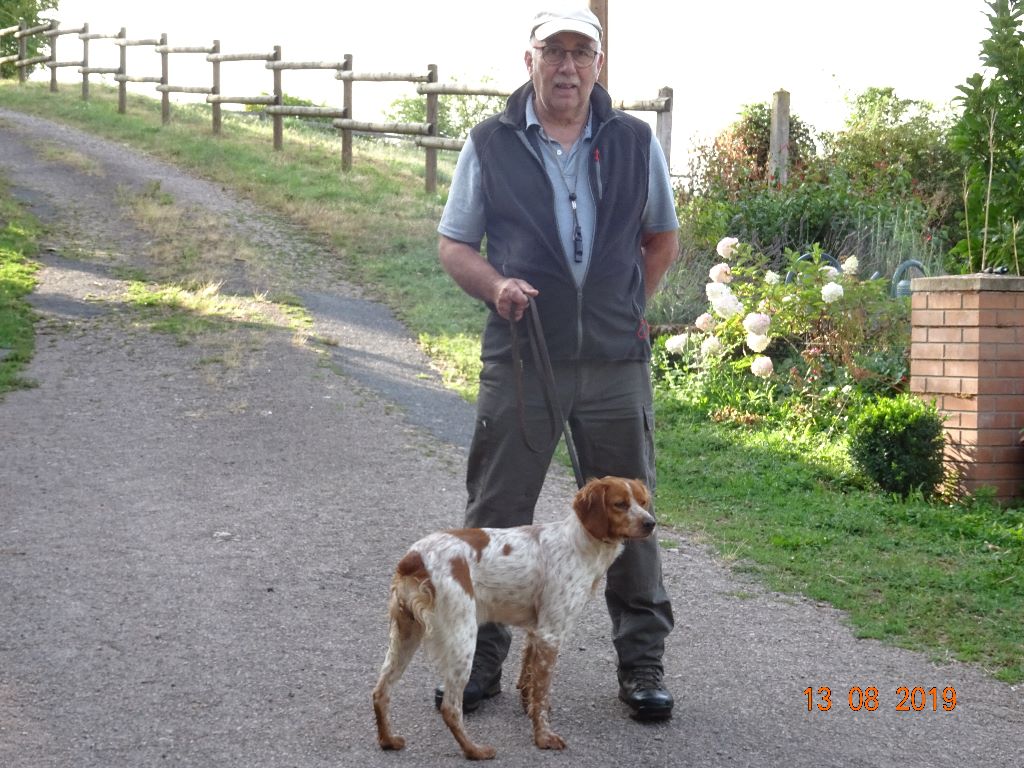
[1,108,1021,768]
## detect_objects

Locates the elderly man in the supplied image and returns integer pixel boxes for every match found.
[436,6,679,721]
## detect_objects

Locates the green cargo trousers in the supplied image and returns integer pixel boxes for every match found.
[463,359,674,675]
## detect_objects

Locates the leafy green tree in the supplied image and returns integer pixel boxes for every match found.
[0,0,57,79]
[823,87,957,213]
[949,0,1024,273]
[386,78,504,140]
[676,88,957,273]
[686,102,819,199]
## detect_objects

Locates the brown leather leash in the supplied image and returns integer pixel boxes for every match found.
[509,299,585,490]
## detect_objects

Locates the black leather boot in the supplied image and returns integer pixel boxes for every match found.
[618,666,674,721]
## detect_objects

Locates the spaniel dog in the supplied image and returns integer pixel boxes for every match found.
[372,476,655,760]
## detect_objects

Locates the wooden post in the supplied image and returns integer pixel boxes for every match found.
[341,53,353,172]
[656,86,672,170]
[117,27,127,114]
[81,23,89,100]
[590,0,607,89]
[424,64,438,193]
[211,39,221,135]
[272,46,283,150]
[17,19,26,84]
[769,88,790,186]
[160,33,170,125]
[48,20,58,92]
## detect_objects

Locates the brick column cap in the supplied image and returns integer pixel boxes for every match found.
[913,275,1024,293]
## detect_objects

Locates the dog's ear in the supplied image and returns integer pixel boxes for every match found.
[574,478,611,541]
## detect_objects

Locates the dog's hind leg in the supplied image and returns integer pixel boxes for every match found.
[425,621,497,760]
[372,594,423,751]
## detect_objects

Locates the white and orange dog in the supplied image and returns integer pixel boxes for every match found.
[372,476,656,760]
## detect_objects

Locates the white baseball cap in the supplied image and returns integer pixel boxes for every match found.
[530,7,603,43]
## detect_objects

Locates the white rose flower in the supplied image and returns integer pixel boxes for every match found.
[821,282,844,304]
[742,312,771,336]
[820,266,840,279]
[842,255,859,276]
[750,356,774,378]
[746,333,771,353]
[705,281,732,302]
[711,292,744,319]
[709,262,733,283]
[700,334,724,357]
[765,270,781,285]
[664,333,690,354]
[694,312,714,332]
[716,236,739,259]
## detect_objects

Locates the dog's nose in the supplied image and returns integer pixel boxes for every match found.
[642,518,656,535]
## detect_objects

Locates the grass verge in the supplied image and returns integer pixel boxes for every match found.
[1,80,1021,682]
[0,180,39,396]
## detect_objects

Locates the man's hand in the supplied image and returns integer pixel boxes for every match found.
[493,278,539,322]
[439,236,539,321]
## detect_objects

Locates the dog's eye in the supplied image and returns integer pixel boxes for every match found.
[614,500,629,509]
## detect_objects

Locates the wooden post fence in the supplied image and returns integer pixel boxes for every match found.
[1,15,674,192]
[769,88,790,186]
[265,52,351,152]
[340,54,352,170]
[423,64,439,192]
[115,30,161,114]
[0,21,21,75]
[13,19,52,84]
[79,25,126,101]
[333,60,436,182]
[42,21,89,93]
[156,36,216,125]
[206,47,277,135]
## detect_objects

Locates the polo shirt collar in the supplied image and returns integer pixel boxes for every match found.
[526,96,594,141]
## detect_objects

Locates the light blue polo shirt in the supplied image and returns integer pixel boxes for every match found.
[439,100,678,287]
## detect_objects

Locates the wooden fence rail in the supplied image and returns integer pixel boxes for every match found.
[1,17,674,193]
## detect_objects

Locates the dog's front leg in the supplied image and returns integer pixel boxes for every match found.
[524,637,565,750]
[517,632,537,714]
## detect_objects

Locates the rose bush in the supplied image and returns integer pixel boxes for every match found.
[655,238,912,432]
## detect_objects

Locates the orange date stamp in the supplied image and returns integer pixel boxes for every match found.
[804,686,957,712]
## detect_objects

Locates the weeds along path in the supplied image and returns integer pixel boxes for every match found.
[0,108,1021,768]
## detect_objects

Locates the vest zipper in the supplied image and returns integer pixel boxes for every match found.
[576,285,585,359]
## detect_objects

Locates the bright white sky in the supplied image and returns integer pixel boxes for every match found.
[48,1,991,173]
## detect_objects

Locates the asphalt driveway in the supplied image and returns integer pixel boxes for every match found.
[1,108,1021,767]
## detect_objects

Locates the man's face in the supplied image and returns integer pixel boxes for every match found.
[525,31,604,121]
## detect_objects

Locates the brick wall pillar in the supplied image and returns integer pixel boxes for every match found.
[909,275,1024,502]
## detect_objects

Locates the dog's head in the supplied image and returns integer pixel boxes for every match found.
[573,476,656,543]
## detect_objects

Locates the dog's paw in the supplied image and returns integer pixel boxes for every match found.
[378,735,406,751]
[464,743,497,760]
[535,730,567,750]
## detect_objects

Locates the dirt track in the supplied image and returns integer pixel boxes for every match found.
[1,108,1021,767]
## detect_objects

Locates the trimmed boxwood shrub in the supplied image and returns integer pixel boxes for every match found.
[848,394,946,498]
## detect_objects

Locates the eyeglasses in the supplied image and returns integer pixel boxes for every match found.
[533,44,598,67]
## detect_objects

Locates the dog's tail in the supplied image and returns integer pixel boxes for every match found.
[390,550,436,636]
